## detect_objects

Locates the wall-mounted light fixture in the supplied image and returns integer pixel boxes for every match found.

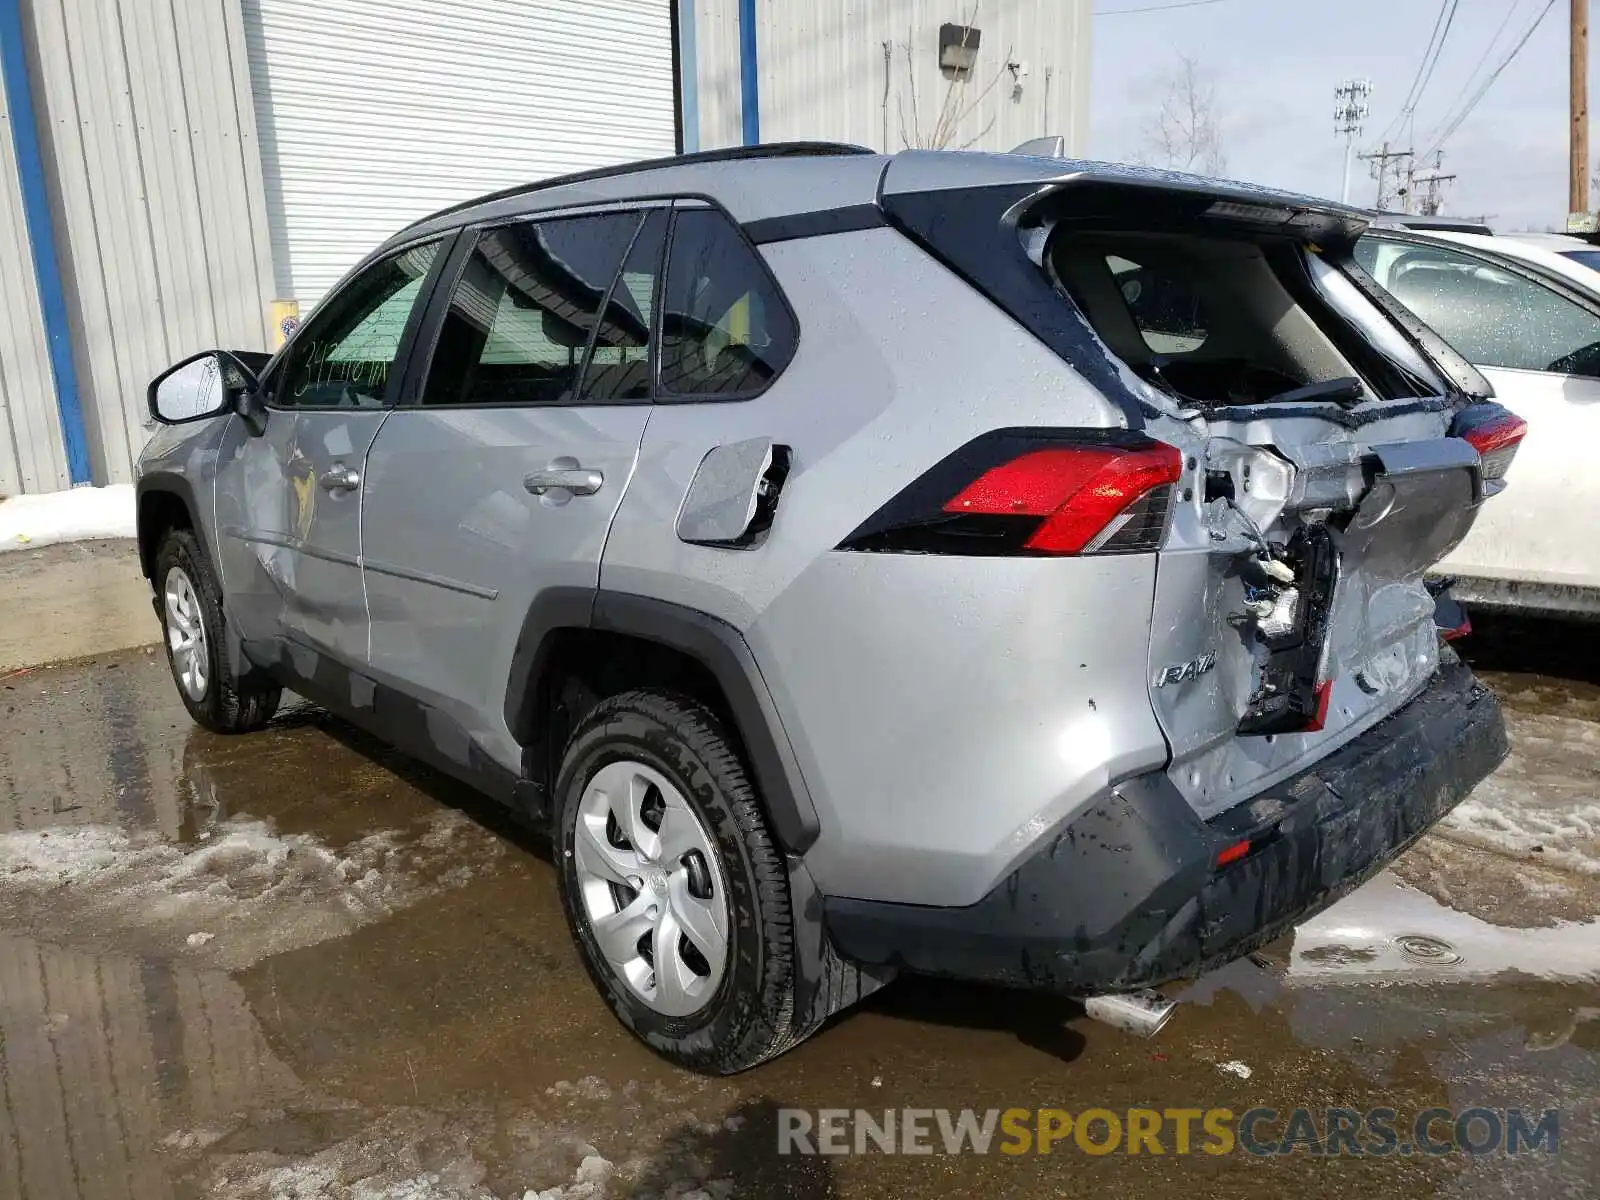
[938,23,981,73]
[1008,58,1028,99]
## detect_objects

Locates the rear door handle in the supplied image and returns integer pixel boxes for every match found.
[319,464,361,492]
[524,467,604,496]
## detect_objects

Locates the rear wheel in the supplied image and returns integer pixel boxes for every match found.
[154,529,280,733]
[554,689,803,1073]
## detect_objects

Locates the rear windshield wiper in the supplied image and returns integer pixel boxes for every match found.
[1265,376,1366,407]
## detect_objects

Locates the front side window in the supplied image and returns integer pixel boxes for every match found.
[1359,237,1600,377]
[276,240,441,409]
[423,212,641,407]
[659,209,796,398]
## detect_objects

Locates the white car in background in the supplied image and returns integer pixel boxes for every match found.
[1357,226,1600,618]
[1499,230,1600,274]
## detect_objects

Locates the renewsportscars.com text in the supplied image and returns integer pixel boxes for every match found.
[777,1107,1559,1157]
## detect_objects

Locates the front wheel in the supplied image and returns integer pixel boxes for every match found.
[554,690,804,1073]
[154,529,280,733]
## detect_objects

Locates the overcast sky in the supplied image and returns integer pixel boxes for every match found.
[1089,0,1574,230]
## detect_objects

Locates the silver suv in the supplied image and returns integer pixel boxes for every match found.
[137,144,1515,1073]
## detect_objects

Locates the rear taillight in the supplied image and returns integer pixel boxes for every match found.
[838,431,1183,556]
[1451,403,1527,483]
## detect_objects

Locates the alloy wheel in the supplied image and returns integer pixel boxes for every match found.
[163,566,208,701]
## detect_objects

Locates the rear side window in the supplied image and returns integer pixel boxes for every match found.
[423,213,640,407]
[1108,255,1210,354]
[659,209,796,398]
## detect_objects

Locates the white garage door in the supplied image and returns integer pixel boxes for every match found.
[243,0,677,309]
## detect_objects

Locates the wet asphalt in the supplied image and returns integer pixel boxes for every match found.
[0,616,1596,1199]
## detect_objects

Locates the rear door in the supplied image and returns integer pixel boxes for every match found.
[359,206,663,772]
[1357,233,1600,591]
[214,237,446,662]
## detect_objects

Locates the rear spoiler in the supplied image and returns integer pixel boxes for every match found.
[1015,177,1370,252]
[885,152,1371,250]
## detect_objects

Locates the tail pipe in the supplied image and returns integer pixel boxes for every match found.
[1080,989,1178,1038]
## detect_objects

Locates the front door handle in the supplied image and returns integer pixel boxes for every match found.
[524,466,604,497]
[319,464,361,492]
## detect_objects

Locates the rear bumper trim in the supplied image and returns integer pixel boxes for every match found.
[823,656,1507,993]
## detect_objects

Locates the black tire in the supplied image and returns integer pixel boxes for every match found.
[554,689,803,1074]
[154,528,281,733]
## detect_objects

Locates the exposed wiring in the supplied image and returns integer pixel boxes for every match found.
[1223,496,1275,558]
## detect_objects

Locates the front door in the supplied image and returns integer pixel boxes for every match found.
[1358,234,1600,590]
[214,237,447,664]
[361,208,663,770]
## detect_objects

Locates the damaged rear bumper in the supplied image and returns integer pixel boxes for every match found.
[823,655,1507,993]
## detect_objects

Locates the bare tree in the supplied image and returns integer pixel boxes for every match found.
[895,4,1013,151]
[1140,55,1228,177]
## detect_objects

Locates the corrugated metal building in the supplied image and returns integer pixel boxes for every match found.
[687,0,1092,157]
[1,0,1090,493]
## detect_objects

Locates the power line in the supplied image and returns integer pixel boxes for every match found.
[1376,0,1457,143]
[1422,0,1558,156]
[1379,0,1451,139]
[1095,0,1235,15]
[1411,0,1461,115]
[1428,1,1529,138]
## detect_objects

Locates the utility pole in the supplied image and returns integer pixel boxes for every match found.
[1359,142,1414,212]
[1572,0,1590,226]
[1412,152,1457,216]
[1334,79,1372,204]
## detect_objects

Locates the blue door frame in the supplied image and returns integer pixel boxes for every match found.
[739,0,758,145]
[0,0,90,484]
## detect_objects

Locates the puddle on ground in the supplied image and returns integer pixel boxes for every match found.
[1283,874,1600,982]
[0,930,751,1200]
[0,649,1596,1198]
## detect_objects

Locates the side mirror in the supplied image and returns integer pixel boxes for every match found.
[148,351,259,425]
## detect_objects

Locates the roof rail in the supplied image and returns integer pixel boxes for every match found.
[404,141,875,232]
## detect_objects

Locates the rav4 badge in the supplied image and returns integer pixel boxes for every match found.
[1154,653,1218,688]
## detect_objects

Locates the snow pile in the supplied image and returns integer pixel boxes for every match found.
[197,1108,696,1200]
[1,815,450,902]
[0,810,501,965]
[522,1155,614,1200]
[1442,709,1600,876]
[0,483,136,551]
[204,1109,498,1200]
[1442,792,1600,875]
